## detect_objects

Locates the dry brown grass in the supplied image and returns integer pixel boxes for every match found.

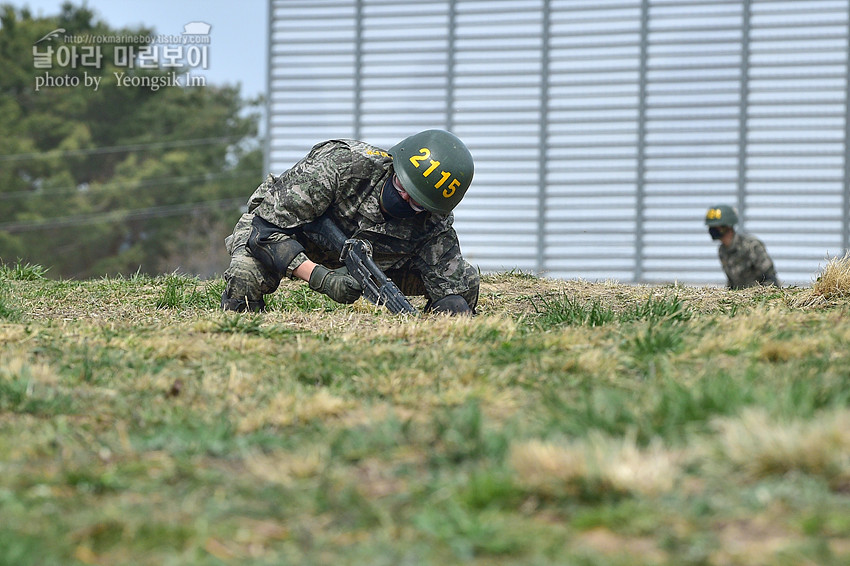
[791,252,850,308]
[12,271,799,326]
[481,272,795,319]
[711,408,850,487]
[509,432,682,498]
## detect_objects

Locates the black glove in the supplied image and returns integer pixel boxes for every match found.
[309,265,363,304]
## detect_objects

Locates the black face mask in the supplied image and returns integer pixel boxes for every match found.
[708,227,723,240]
[379,176,418,219]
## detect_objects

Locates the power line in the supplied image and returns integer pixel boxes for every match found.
[0,136,246,163]
[0,170,259,201]
[0,198,245,233]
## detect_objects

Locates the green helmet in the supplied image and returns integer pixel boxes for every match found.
[705,204,738,227]
[389,129,474,215]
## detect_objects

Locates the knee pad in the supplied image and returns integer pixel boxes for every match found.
[246,215,305,274]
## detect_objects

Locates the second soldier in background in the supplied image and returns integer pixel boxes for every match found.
[705,204,779,289]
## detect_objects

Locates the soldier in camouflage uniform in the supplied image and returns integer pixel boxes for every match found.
[705,204,779,289]
[222,129,479,314]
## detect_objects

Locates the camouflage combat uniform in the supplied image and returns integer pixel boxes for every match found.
[718,232,779,289]
[223,139,479,309]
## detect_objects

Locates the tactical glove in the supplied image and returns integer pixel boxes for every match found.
[309,265,363,304]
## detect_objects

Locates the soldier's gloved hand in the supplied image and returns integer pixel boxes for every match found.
[309,265,363,304]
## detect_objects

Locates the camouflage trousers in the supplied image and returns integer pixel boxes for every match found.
[222,213,480,309]
[222,214,281,306]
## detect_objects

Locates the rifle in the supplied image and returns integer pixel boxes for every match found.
[302,215,418,315]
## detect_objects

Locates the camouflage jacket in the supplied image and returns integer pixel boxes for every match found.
[718,232,779,289]
[245,139,474,299]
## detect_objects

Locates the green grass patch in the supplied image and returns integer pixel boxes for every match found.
[0,287,21,321]
[0,258,49,281]
[531,292,692,330]
[154,273,223,309]
[531,293,616,328]
[267,284,340,312]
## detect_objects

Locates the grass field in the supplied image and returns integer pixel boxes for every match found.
[2,259,850,565]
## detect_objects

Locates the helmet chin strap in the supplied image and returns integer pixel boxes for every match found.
[379,175,418,219]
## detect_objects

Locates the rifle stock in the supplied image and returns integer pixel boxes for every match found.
[303,216,418,315]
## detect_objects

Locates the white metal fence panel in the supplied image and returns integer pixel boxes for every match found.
[745,0,850,281]
[267,0,850,286]
[544,0,642,281]
[642,0,747,284]
[452,0,546,273]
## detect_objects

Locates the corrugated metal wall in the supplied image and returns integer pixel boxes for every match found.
[266,0,850,286]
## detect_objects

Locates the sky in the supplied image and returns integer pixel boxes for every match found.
[13,0,268,99]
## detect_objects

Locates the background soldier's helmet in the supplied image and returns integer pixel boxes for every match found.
[705,204,738,227]
[390,129,474,215]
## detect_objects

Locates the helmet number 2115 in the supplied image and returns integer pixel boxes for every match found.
[409,147,461,198]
